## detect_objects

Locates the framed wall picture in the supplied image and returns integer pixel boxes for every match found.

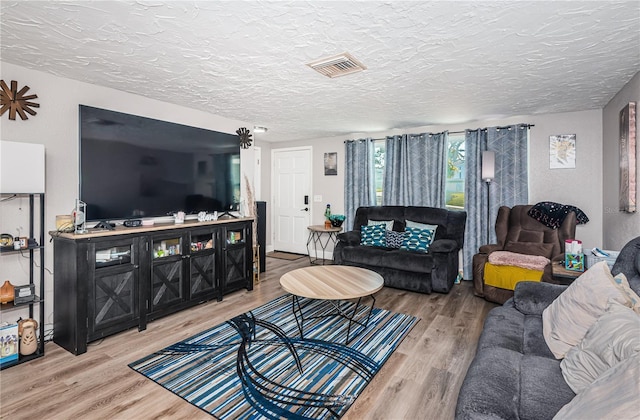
[549,134,576,169]
[619,102,637,213]
[324,152,337,175]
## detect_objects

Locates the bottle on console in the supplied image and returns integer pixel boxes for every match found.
[324,204,331,229]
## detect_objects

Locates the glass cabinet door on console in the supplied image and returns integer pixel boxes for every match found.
[222,224,253,294]
[189,230,219,300]
[87,239,139,342]
[149,234,186,317]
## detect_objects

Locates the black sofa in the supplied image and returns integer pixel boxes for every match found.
[455,236,640,419]
[333,206,466,294]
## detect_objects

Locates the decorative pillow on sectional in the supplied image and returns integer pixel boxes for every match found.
[385,230,406,249]
[504,241,554,259]
[542,261,637,359]
[360,224,387,247]
[560,300,640,394]
[368,219,394,231]
[406,220,438,234]
[614,274,640,314]
[553,353,640,419]
[400,227,434,253]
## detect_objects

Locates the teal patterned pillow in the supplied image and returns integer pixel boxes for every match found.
[406,220,438,233]
[360,224,387,247]
[401,227,435,253]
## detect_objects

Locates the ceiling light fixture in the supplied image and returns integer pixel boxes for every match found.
[253,126,268,133]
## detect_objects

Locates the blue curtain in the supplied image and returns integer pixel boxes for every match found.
[487,125,529,214]
[463,124,529,280]
[382,132,447,207]
[463,129,488,280]
[344,138,376,231]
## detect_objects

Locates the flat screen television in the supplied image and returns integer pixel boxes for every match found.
[79,105,241,222]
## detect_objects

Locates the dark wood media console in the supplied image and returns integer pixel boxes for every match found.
[51,218,254,355]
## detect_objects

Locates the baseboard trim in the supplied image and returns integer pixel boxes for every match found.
[265,246,333,262]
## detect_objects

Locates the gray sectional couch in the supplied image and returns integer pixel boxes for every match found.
[455,236,640,419]
[333,206,466,294]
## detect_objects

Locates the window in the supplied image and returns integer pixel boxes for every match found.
[369,135,465,208]
[445,134,465,209]
[373,141,385,205]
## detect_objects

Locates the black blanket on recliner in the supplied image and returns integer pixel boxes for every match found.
[528,201,589,229]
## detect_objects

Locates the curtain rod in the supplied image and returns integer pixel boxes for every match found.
[346,124,535,142]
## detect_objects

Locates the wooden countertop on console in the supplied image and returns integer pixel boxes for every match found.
[50,217,254,240]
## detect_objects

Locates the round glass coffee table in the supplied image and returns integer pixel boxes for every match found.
[280,265,384,344]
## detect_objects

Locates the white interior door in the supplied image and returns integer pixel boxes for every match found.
[272,147,312,254]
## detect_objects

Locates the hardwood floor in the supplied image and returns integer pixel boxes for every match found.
[0,257,496,420]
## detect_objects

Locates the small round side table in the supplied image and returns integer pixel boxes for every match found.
[306,225,342,265]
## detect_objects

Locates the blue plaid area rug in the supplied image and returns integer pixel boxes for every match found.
[129,294,418,419]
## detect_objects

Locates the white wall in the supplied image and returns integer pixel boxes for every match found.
[602,71,640,250]
[528,110,603,247]
[269,138,346,225]
[263,110,605,253]
[0,62,250,331]
[260,137,345,256]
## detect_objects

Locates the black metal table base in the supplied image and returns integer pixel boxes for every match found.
[290,294,377,345]
[306,230,339,265]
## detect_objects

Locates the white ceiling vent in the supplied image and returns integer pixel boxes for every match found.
[306,52,366,78]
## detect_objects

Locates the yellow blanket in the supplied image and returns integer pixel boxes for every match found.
[484,263,543,290]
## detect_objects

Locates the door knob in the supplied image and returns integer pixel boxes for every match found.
[301,207,309,211]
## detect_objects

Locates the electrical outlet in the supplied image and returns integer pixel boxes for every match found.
[314,195,322,202]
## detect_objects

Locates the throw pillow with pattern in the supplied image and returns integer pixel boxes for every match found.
[401,227,434,253]
[406,220,438,233]
[360,224,387,247]
[368,219,394,230]
[386,230,406,249]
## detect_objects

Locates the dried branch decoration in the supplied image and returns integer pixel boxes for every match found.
[244,174,257,247]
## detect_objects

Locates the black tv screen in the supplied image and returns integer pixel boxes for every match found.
[79,105,241,221]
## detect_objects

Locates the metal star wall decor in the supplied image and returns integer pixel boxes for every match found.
[0,80,40,120]
[236,127,253,149]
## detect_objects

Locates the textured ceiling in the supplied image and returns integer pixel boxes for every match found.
[1,1,639,142]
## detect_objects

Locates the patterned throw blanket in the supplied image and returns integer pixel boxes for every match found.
[528,201,589,229]
[489,250,550,271]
